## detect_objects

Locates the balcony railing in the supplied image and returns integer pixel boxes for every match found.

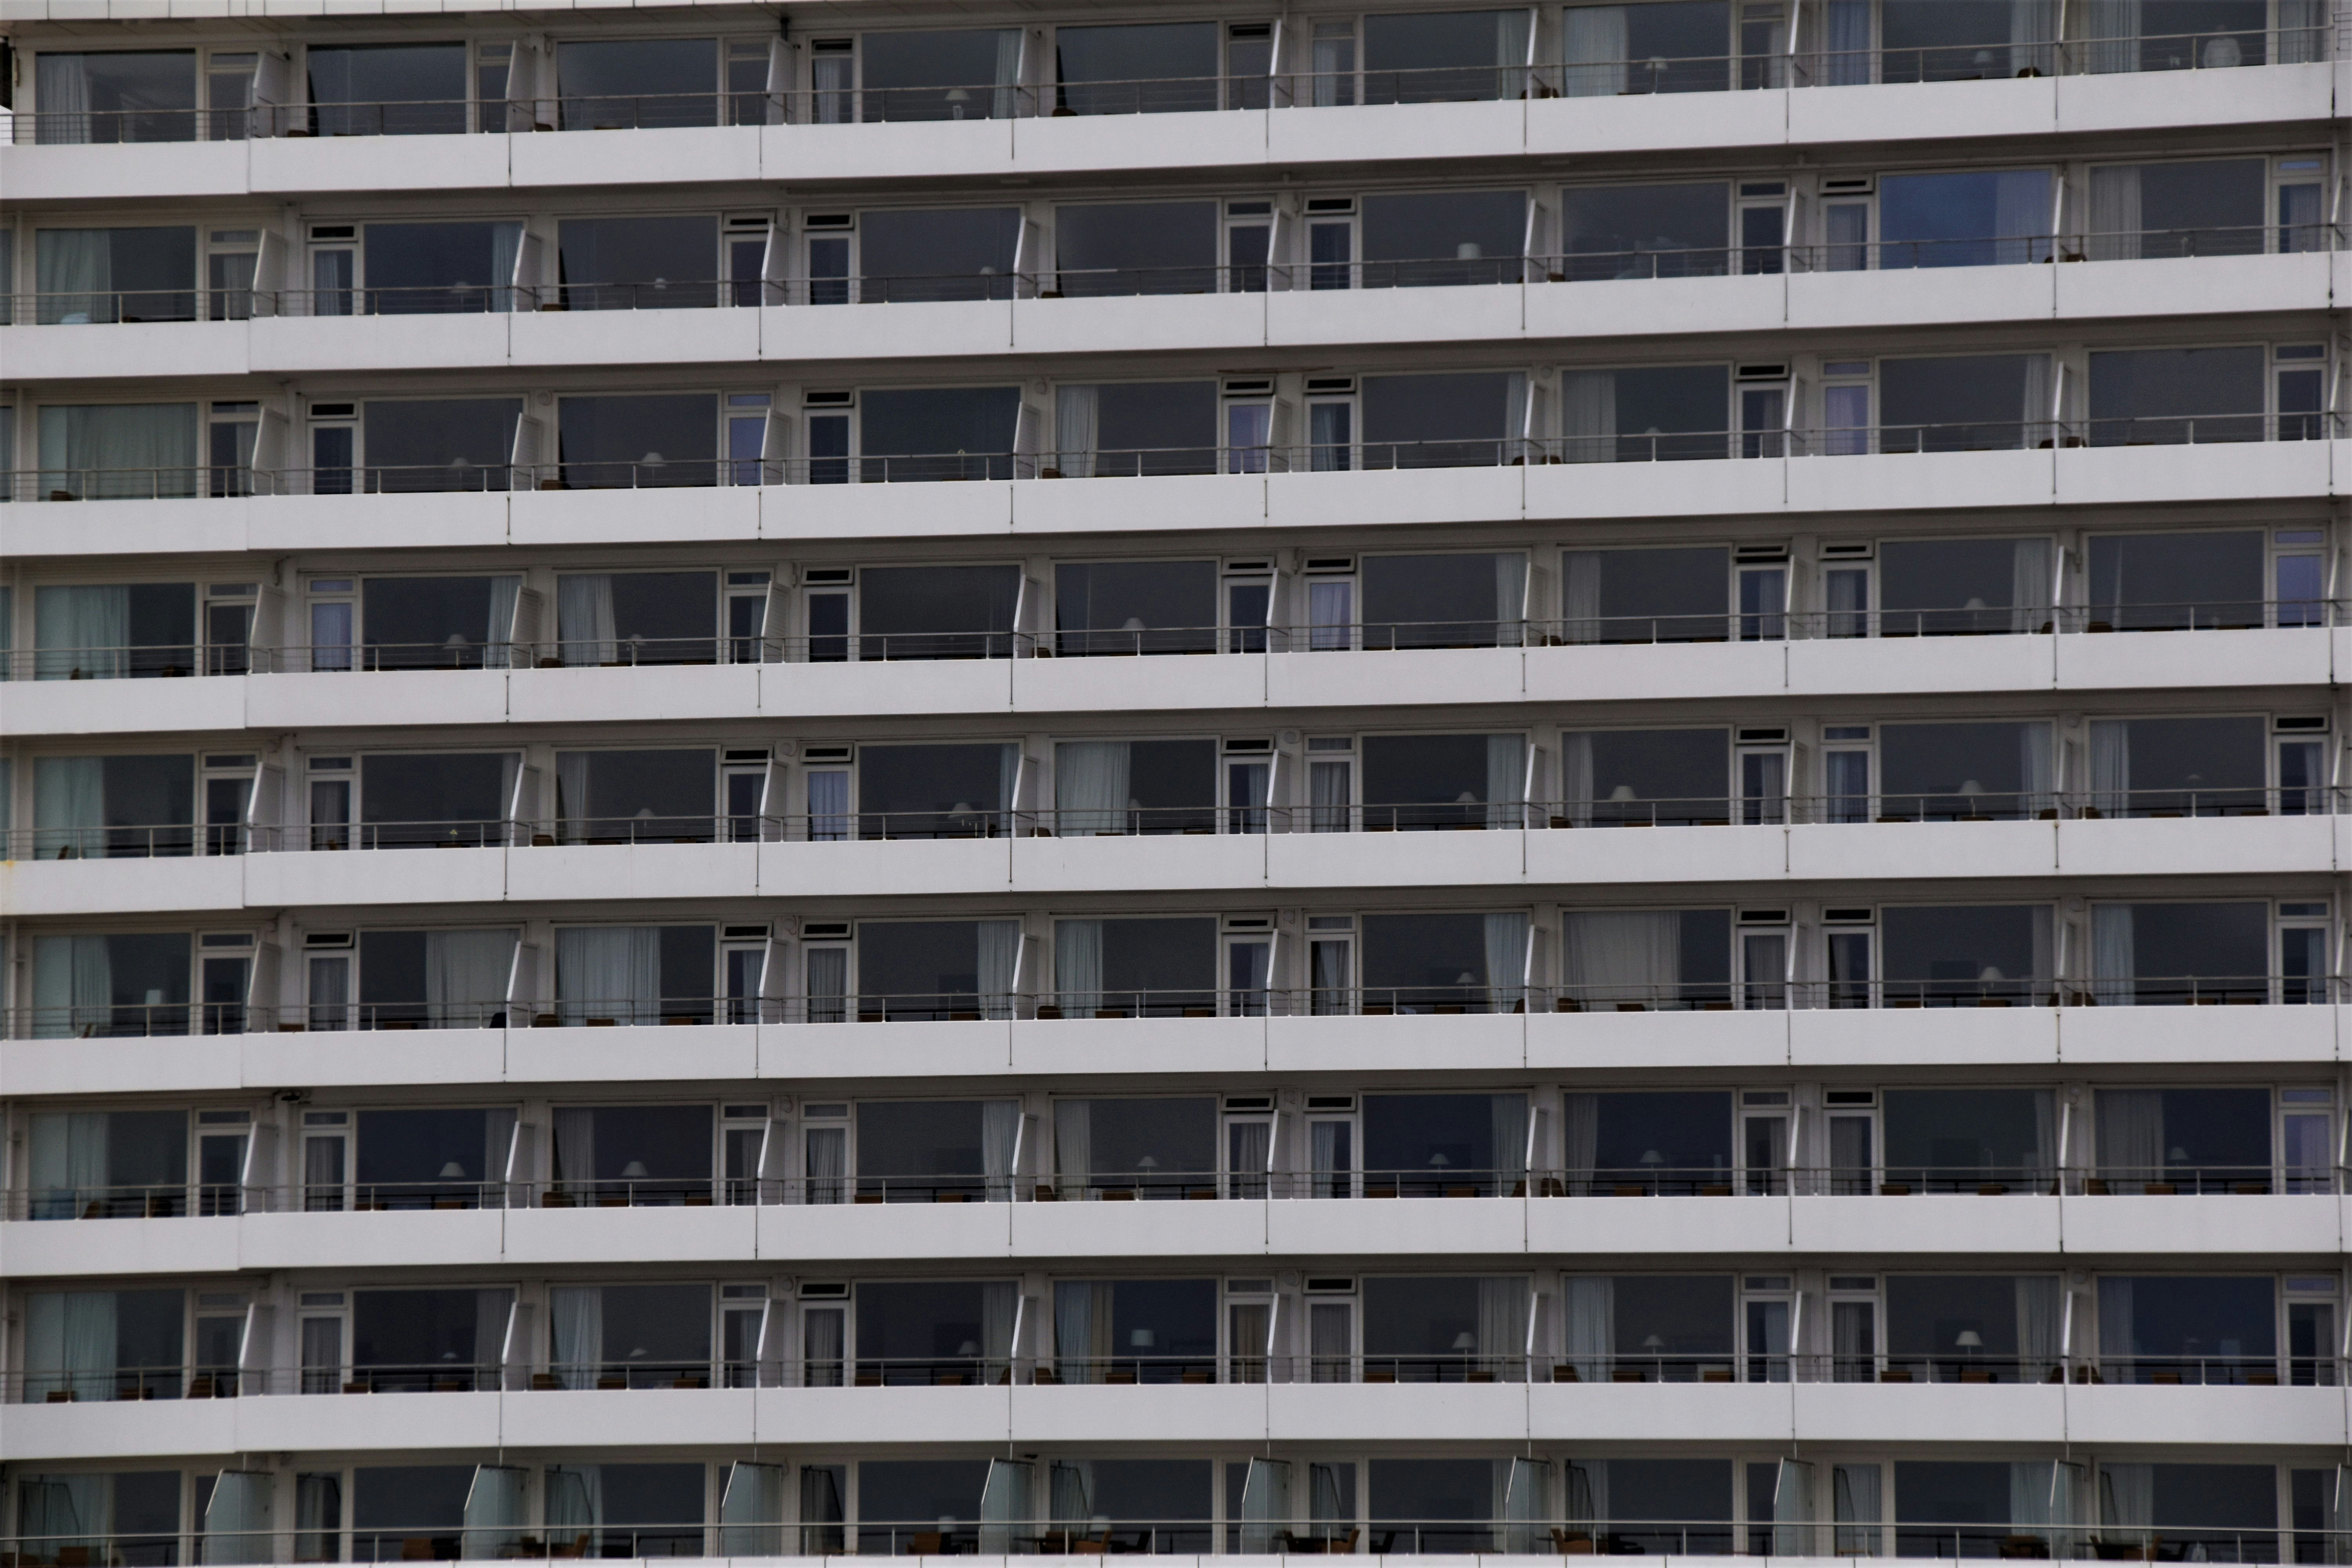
[42,599,2335,690]
[29,1156,2347,1221]
[13,223,2337,332]
[9,973,2343,1042]
[2,1520,720,1566]
[16,1354,2342,1407]
[11,24,2334,146]
[5,822,242,859]
[11,409,2340,503]
[2,1517,2338,1565]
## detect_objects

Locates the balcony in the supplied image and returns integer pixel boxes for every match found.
[3,17,2330,207]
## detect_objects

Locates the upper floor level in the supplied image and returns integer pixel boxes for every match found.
[2,151,2339,378]
[1,1452,2347,1563]
[2,1,2339,200]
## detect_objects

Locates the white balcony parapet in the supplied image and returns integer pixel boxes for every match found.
[2,439,2343,561]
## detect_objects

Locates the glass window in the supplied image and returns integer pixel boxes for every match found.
[1054,23,1220,114]
[307,44,468,136]
[557,38,718,129]
[859,31,1023,123]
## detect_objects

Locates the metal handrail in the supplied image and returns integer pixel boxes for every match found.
[18,1356,2341,1403]
[14,223,2339,331]
[9,973,2343,1040]
[17,1160,2348,1220]
[2,1521,715,1564]
[12,33,2333,147]
[5,822,238,860]
[35,789,2351,867]
[14,412,2341,504]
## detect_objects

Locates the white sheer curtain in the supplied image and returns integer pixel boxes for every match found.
[2016,1279,2061,1382]
[1561,372,1616,462]
[998,746,1021,834]
[1564,1276,1613,1381]
[26,1291,118,1401]
[1485,735,1526,829]
[489,224,524,314]
[1054,386,1099,478]
[804,1125,846,1204]
[426,928,516,1028]
[556,926,660,1025]
[2019,354,2053,445]
[1494,553,1528,645]
[2020,724,2055,818]
[1307,580,1354,650]
[991,30,1023,118]
[39,404,200,500]
[484,576,521,669]
[2096,1090,2163,1192]
[1311,1120,1350,1198]
[982,1098,1020,1201]
[36,230,111,324]
[1484,915,1528,1013]
[1228,1119,1270,1198]
[544,1467,603,1554]
[2032,908,2056,1001]
[558,575,618,666]
[1834,1466,1882,1557]
[2100,1463,2153,1532]
[808,771,850,842]
[549,1286,604,1389]
[1502,372,1529,462]
[1561,732,1595,822]
[33,935,112,1038]
[2089,721,2129,818]
[36,585,129,681]
[982,1280,1017,1370]
[1312,24,1356,104]
[472,1291,511,1382]
[2083,0,2140,73]
[1566,911,1681,1007]
[2010,539,2053,634]
[1477,1277,1529,1381]
[29,1112,109,1219]
[2090,906,2136,1006]
[2008,0,2057,78]
[1824,0,1874,82]
[2031,1091,2058,1185]
[1054,920,1104,1016]
[1048,1464,1093,1528]
[1053,1100,1093,1197]
[1055,1280,1111,1382]
[1566,1463,1607,1532]
[1496,8,1533,76]
[1561,554,1602,644]
[485,1110,519,1195]
[1055,742,1129,836]
[1561,6,1630,95]
[1563,1094,1599,1193]
[555,753,593,843]
[978,921,1020,1021]
[1491,1094,1529,1192]
[34,756,105,858]
[2278,0,2326,61]
[552,1107,595,1193]
[36,55,95,143]
[2086,166,2143,260]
